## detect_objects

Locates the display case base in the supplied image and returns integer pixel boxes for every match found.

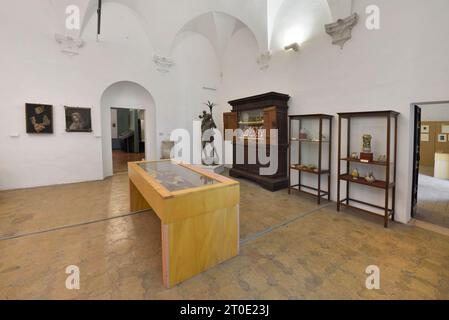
[229,167,288,192]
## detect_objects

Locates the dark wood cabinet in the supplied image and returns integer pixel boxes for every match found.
[224,92,290,191]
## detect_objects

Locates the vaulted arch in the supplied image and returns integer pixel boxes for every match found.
[80,0,152,47]
[171,11,262,64]
[269,0,332,51]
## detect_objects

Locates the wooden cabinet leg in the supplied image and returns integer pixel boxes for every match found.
[129,179,151,212]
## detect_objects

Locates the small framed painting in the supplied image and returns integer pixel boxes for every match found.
[420,134,429,142]
[438,134,447,143]
[421,125,430,134]
[26,103,54,134]
[65,107,92,132]
[442,125,449,134]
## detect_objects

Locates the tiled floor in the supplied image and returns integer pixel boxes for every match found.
[0,173,130,238]
[113,150,145,173]
[1,173,449,299]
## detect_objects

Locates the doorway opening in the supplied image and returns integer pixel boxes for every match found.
[412,101,449,228]
[111,107,146,174]
[100,81,157,178]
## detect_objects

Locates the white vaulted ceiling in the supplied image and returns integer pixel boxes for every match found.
[270,0,332,50]
[46,0,346,61]
[172,12,258,63]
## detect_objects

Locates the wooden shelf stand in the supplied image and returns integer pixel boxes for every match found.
[337,110,399,228]
[288,114,333,204]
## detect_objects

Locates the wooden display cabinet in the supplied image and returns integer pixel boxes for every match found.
[224,92,290,191]
[288,114,333,204]
[337,111,399,228]
[128,160,240,288]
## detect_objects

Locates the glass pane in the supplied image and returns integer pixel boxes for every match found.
[138,161,218,192]
[237,108,265,141]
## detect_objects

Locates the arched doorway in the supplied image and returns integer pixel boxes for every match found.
[100,81,157,178]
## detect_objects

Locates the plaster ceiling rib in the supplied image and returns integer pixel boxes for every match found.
[267,0,286,49]
[170,11,260,68]
[79,0,101,38]
[268,0,333,52]
[326,0,353,20]
[78,0,155,52]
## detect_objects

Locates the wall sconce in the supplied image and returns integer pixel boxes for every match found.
[284,42,300,52]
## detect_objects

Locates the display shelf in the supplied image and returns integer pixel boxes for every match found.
[288,114,333,204]
[339,174,394,189]
[337,110,399,228]
[237,137,264,141]
[291,139,330,143]
[291,166,330,175]
[238,121,264,126]
[340,158,389,166]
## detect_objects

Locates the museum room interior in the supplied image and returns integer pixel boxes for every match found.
[0,0,449,300]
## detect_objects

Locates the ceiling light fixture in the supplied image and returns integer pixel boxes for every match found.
[284,42,300,52]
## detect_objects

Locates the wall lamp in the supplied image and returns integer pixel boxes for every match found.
[284,42,300,52]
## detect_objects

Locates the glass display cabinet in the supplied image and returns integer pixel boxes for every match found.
[224,92,290,191]
[337,110,399,228]
[236,108,266,141]
[128,160,240,288]
[288,114,333,205]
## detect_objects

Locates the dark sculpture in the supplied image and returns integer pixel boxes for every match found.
[199,101,218,165]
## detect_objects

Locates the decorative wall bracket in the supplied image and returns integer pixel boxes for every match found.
[325,13,359,49]
[153,55,174,73]
[55,34,84,57]
[256,52,271,70]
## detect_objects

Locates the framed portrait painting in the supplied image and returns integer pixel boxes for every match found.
[65,107,92,132]
[26,103,54,134]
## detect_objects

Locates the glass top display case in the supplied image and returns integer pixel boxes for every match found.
[138,161,217,192]
[128,160,240,289]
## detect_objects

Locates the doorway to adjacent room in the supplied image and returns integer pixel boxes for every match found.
[100,80,157,178]
[412,101,449,228]
[111,107,146,174]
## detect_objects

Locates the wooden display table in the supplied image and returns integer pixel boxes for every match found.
[128,160,240,288]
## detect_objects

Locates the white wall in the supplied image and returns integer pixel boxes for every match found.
[0,1,220,190]
[421,104,449,121]
[1,0,449,226]
[219,0,449,224]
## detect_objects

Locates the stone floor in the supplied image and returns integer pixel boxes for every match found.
[416,174,449,228]
[113,151,145,174]
[0,173,130,238]
[1,172,449,299]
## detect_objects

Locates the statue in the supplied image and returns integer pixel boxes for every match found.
[351,168,360,180]
[199,101,218,166]
[365,172,376,184]
[360,134,373,163]
[362,134,372,153]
